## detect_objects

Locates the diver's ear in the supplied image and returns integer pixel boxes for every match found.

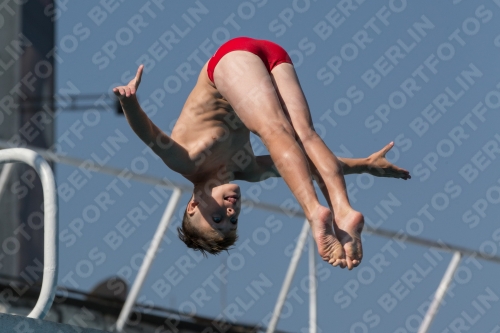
[186,199,199,216]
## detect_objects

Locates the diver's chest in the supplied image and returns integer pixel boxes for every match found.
[193,131,250,169]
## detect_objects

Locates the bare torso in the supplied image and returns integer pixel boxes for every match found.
[170,63,255,183]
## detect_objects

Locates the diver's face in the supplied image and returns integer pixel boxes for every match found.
[188,183,241,235]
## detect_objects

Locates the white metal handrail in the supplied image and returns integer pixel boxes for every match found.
[266,220,310,333]
[0,163,15,202]
[115,188,182,332]
[308,234,317,333]
[0,148,58,319]
[418,252,462,333]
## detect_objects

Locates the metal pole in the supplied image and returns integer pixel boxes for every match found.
[0,149,58,319]
[418,251,462,333]
[115,188,182,332]
[363,228,500,264]
[308,234,317,333]
[0,163,14,202]
[266,220,310,333]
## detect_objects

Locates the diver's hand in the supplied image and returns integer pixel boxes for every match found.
[113,65,143,104]
[366,142,411,180]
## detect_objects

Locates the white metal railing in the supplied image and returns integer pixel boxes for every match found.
[308,233,317,333]
[0,148,58,319]
[115,187,182,332]
[1,140,500,332]
[418,252,462,333]
[267,220,310,333]
[0,163,15,202]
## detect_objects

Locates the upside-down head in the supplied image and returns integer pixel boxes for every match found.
[177,183,240,256]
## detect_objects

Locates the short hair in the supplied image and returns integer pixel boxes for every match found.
[177,204,238,256]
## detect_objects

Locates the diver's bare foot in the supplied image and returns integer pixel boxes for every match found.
[334,209,364,270]
[309,205,346,268]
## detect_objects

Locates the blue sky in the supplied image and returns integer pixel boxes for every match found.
[54,1,500,332]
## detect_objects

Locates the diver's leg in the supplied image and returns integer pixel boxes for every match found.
[269,63,364,269]
[213,51,346,267]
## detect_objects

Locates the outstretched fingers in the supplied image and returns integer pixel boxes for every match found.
[398,169,411,180]
[380,141,395,156]
[381,167,411,180]
[113,65,144,101]
[368,141,412,180]
[133,64,144,89]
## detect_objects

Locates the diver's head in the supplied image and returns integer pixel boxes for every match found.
[177,183,241,256]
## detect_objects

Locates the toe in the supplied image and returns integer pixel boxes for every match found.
[346,257,354,270]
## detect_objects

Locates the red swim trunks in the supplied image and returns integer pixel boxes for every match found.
[207,37,293,83]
